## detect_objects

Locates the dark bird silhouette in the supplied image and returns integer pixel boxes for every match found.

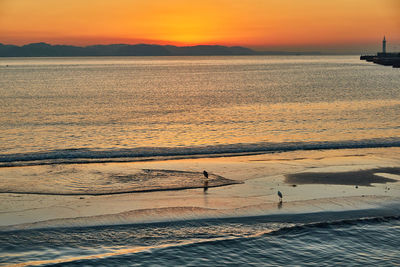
[277,191,283,202]
[203,170,209,192]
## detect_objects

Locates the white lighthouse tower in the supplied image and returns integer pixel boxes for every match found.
[382,36,386,54]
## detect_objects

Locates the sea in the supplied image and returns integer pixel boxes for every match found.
[1,56,400,266]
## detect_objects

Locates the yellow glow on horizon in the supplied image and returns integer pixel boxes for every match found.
[0,0,399,50]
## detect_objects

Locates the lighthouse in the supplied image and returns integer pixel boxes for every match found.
[382,36,386,54]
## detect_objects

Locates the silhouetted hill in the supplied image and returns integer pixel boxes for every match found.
[0,43,260,57]
[0,43,172,57]
[0,42,325,57]
[165,45,256,55]
[85,44,171,56]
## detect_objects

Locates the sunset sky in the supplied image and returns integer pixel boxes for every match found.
[1,0,399,52]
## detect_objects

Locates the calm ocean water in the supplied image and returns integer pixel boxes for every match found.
[1,56,400,164]
[1,56,400,266]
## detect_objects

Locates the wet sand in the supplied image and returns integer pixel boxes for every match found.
[0,147,400,230]
[286,167,400,186]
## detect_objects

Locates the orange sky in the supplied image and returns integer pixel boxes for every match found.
[0,0,399,52]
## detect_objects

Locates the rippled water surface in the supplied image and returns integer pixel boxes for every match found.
[1,56,400,266]
[1,215,399,266]
[1,56,400,160]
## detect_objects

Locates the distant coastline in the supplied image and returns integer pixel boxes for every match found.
[0,42,322,57]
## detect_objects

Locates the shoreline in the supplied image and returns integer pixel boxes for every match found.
[0,181,240,196]
[2,197,399,232]
[2,137,400,168]
[0,147,399,231]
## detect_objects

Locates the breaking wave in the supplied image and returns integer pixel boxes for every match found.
[1,137,400,166]
[1,208,400,266]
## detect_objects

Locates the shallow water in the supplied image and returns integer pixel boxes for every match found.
[1,213,399,266]
[0,165,239,195]
[1,56,400,196]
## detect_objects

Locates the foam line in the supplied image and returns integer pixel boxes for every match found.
[1,138,400,166]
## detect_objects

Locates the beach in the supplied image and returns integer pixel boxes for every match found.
[1,55,400,266]
[1,147,400,266]
[1,147,399,231]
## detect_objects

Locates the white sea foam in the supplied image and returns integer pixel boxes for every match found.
[1,138,400,166]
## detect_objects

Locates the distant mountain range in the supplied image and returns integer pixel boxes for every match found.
[0,42,321,57]
[0,42,254,57]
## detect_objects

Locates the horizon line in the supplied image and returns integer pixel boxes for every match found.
[0,41,381,55]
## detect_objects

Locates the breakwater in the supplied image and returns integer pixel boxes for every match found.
[360,52,400,68]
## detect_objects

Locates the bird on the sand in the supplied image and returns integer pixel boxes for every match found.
[203,170,209,192]
[277,191,283,202]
